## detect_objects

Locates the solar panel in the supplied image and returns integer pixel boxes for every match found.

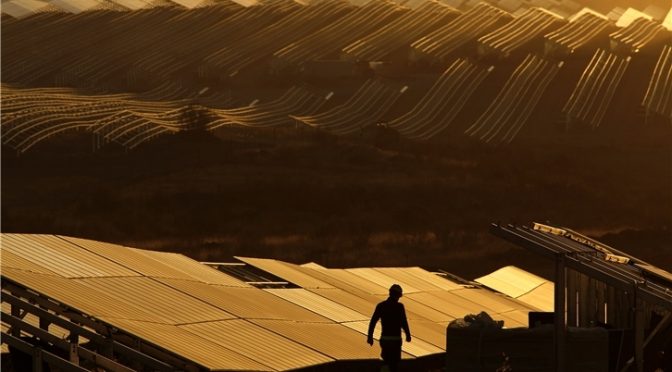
[307,288,380,316]
[142,251,251,286]
[180,319,334,371]
[1,0,52,18]
[347,268,423,293]
[250,319,383,361]
[399,297,458,323]
[264,288,368,323]
[400,319,449,348]
[1,250,58,275]
[236,256,335,288]
[616,7,652,27]
[109,0,150,10]
[406,291,483,319]
[100,318,271,371]
[156,278,331,322]
[664,8,672,30]
[2,234,139,278]
[451,287,533,314]
[475,265,549,298]
[62,236,250,286]
[391,267,463,291]
[300,267,389,295]
[75,277,236,324]
[50,0,101,13]
[517,282,555,311]
[373,267,453,292]
[2,268,159,322]
[1,233,555,371]
[490,223,672,310]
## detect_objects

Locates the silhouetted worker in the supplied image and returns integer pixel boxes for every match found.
[367,284,411,372]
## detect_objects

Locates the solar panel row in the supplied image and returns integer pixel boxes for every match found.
[1,234,543,371]
[2,1,670,152]
[476,265,555,311]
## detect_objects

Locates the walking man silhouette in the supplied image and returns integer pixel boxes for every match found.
[367,284,411,372]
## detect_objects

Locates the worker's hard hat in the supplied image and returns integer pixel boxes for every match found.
[389,284,403,297]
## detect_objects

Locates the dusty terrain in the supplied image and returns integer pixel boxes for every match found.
[3,128,670,279]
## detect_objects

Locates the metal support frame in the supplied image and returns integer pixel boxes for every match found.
[489,224,672,310]
[554,252,567,372]
[646,313,672,348]
[633,283,645,372]
[620,312,672,372]
[491,223,672,372]
[2,332,88,372]
[5,283,109,334]
[567,269,578,327]
[10,302,22,337]
[2,284,175,371]
[1,311,135,372]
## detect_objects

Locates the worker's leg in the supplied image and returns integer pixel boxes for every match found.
[380,339,402,372]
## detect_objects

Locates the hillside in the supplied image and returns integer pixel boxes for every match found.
[2,0,671,280]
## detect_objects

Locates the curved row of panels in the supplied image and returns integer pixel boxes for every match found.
[204,0,354,77]
[1,0,242,15]
[465,54,563,144]
[291,79,408,135]
[562,49,631,129]
[341,0,460,62]
[609,16,669,53]
[0,233,547,371]
[4,0,670,19]
[390,58,492,140]
[3,0,297,87]
[477,7,565,58]
[2,0,670,153]
[1,83,240,152]
[271,0,407,72]
[642,44,672,121]
[411,2,513,63]
[3,0,670,88]
[543,10,614,56]
[2,36,670,154]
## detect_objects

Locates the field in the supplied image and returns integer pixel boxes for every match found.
[2,0,671,281]
[3,128,670,279]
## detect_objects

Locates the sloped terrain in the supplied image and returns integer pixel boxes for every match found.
[1,0,671,279]
[3,0,670,151]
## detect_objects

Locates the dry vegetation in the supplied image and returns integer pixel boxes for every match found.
[2,0,671,280]
[2,129,670,279]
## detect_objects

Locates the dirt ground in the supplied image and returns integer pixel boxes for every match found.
[2,126,670,280]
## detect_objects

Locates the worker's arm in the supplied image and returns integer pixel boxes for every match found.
[401,304,411,342]
[367,304,381,345]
